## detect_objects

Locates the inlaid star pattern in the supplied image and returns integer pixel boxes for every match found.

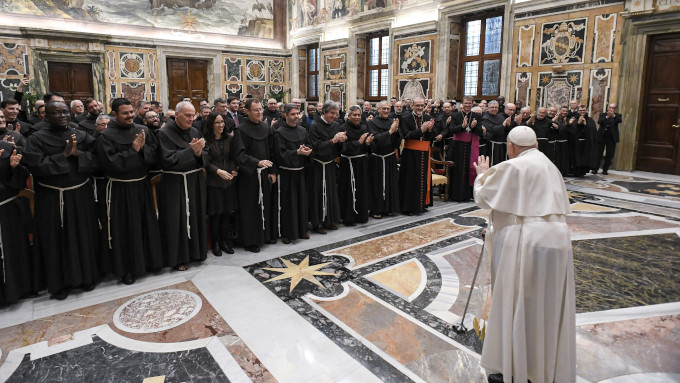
[541,74,550,84]
[569,74,579,83]
[180,10,198,33]
[264,256,337,292]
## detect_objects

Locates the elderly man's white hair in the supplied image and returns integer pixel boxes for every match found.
[521,106,531,113]
[488,100,499,107]
[508,125,537,147]
[471,106,483,114]
[70,99,83,108]
[176,101,195,113]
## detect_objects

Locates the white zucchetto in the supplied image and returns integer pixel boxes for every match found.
[507,125,537,146]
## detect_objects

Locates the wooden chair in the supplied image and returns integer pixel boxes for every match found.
[431,145,454,200]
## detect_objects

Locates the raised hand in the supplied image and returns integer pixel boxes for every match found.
[132,130,146,152]
[578,115,585,124]
[332,131,347,143]
[271,118,278,127]
[10,149,22,168]
[529,114,535,125]
[462,115,469,128]
[297,144,312,156]
[514,114,522,125]
[359,132,368,144]
[189,137,205,156]
[389,119,399,134]
[64,134,77,157]
[365,134,374,145]
[470,118,478,128]
[482,125,487,135]
[569,117,576,125]
[503,116,511,127]
[473,155,490,175]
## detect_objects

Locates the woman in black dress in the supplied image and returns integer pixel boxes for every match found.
[203,112,238,255]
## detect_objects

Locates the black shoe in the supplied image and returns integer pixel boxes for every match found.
[265,238,276,244]
[212,241,222,256]
[603,170,608,175]
[313,226,327,234]
[50,288,70,301]
[82,283,96,292]
[247,245,260,253]
[121,273,135,285]
[326,224,339,230]
[591,170,598,174]
[488,373,504,383]
[220,241,234,254]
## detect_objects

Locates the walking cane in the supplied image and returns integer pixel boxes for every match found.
[453,229,486,333]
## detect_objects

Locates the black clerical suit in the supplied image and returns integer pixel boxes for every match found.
[597,112,622,173]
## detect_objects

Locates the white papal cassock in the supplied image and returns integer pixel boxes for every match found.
[475,148,576,383]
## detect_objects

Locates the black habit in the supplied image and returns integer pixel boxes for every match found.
[96,122,163,279]
[23,124,100,294]
[232,118,277,247]
[480,111,508,165]
[338,120,370,225]
[307,117,343,228]
[157,119,208,266]
[571,114,599,176]
[273,123,310,240]
[367,116,400,216]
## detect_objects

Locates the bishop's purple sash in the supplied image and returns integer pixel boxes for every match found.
[452,132,479,186]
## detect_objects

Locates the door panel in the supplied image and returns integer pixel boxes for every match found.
[47,62,94,105]
[167,58,208,111]
[637,33,680,175]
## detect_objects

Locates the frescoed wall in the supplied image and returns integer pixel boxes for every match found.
[2,0,276,39]
[289,0,411,30]
[510,3,624,122]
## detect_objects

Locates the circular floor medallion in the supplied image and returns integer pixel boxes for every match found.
[113,289,202,334]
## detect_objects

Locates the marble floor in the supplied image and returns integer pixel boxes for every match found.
[1,170,679,383]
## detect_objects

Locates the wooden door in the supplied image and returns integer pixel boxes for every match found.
[637,33,680,175]
[167,58,208,111]
[47,62,94,105]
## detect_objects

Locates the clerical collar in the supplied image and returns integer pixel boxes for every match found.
[320,115,331,124]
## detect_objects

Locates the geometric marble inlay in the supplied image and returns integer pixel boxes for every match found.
[570,202,618,212]
[365,259,425,301]
[113,289,202,334]
[329,219,475,268]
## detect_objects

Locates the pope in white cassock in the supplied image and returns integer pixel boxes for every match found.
[472,126,576,383]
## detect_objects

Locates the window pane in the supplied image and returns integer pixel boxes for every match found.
[370,38,379,66]
[482,59,500,96]
[484,16,503,54]
[309,75,317,97]
[463,61,479,96]
[465,20,481,56]
[381,35,390,65]
[380,69,388,97]
[308,49,316,72]
[369,70,379,97]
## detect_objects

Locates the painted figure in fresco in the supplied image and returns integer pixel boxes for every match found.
[401,77,426,102]
[300,0,317,27]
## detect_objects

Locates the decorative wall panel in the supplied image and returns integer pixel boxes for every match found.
[517,25,535,67]
[269,84,285,100]
[514,72,532,109]
[246,59,266,82]
[539,18,587,66]
[269,59,285,83]
[398,78,429,101]
[323,52,347,81]
[324,83,346,107]
[588,68,612,121]
[225,83,243,100]
[510,4,623,117]
[104,46,159,108]
[393,34,437,100]
[246,84,266,100]
[592,14,617,63]
[225,57,243,82]
[0,40,30,103]
[398,41,430,75]
[536,71,583,110]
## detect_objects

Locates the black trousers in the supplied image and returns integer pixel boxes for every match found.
[598,135,617,171]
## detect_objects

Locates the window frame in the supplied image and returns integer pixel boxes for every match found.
[307,44,320,101]
[365,31,390,102]
[458,12,504,100]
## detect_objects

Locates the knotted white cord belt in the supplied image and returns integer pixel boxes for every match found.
[256,167,267,230]
[0,195,18,283]
[278,166,305,236]
[93,176,106,202]
[38,179,90,228]
[163,168,204,239]
[371,151,395,200]
[313,158,334,220]
[341,154,367,214]
[105,175,147,249]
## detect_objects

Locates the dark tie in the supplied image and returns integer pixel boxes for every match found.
[415,115,422,129]
[233,113,239,126]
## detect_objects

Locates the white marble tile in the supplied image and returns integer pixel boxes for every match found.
[192,265,383,383]
[0,299,34,330]
[576,302,680,327]
[205,337,252,383]
[599,372,680,383]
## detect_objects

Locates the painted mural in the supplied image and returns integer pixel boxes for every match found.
[0,0,275,38]
[289,0,409,30]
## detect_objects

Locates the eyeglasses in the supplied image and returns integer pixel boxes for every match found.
[95,122,108,127]
[147,115,159,119]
